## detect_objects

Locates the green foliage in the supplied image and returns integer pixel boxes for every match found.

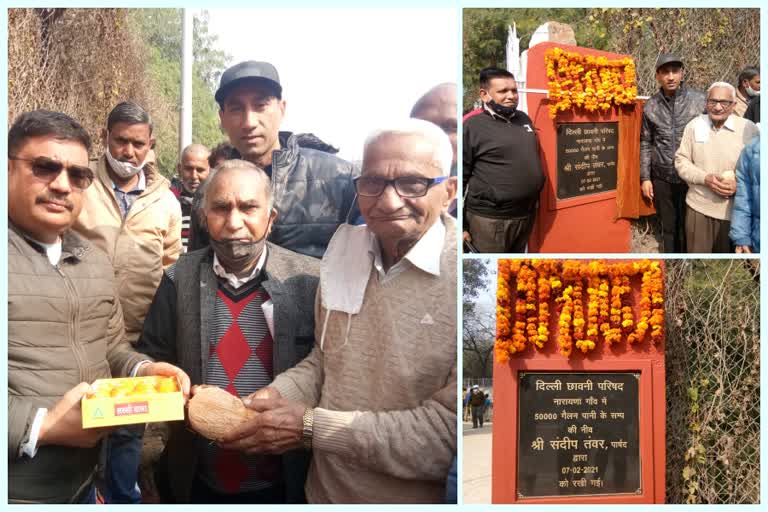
[129,9,230,178]
[463,8,608,112]
[463,259,490,315]
[665,259,759,503]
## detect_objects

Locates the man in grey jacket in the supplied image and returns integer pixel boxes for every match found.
[208,60,358,258]
[136,160,319,503]
[8,110,190,504]
[640,54,706,253]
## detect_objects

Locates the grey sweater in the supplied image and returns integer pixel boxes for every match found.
[272,216,458,503]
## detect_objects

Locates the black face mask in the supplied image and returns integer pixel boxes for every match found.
[209,220,271,274]
[487,99,517,119]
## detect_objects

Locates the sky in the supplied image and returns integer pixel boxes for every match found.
[206,8,458,162]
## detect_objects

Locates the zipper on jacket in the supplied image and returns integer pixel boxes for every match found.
[671,95,677,159]
[55,264,87,383]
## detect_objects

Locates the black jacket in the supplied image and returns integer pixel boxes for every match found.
[463,109,545,219]
[640,85,706,184]
[744,95,760,124]
[136,243,319,503]
[189,132,359,258]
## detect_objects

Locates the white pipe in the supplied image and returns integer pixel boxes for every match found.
[519,87,650,101]
[180,8,193,152]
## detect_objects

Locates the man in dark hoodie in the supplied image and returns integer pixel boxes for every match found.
[205,60,358,258]
[640,54,706,253]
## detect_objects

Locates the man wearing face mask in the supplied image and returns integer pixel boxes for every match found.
[72,101,181,503]
[216,120,458,504]
[462,67,545,253]
[135,160,319,503]
[734,66,760,118]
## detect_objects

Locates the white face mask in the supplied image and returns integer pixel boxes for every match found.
[746,85,760,98]
[105,134,147,178]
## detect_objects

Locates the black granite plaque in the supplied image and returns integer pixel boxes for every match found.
[517,372,641,498]
[556,122,618,199]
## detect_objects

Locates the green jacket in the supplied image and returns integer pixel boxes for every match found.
[8,224,147,503]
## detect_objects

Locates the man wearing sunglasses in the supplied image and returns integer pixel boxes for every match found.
[675,82,759,253]
[72,101,182,503]
[8,110,190,504]
[219,119,458,503]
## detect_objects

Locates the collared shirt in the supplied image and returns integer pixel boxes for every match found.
[111,170,146,220]
[694,113,737,142]
[212,246,268,289]
[371,218,445,285]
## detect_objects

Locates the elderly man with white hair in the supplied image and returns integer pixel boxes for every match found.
[219,119,458,503]
[675,81,759,253]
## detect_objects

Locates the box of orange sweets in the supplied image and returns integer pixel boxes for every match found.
[81,375,185,428]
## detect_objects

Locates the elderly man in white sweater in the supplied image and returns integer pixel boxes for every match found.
[219,119,458,503]
[675,81,759,253]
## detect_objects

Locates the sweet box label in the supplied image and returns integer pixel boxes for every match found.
[81,376,184,428]
[114,401,150,416]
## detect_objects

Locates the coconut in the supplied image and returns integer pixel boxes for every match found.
[187,386,256,442]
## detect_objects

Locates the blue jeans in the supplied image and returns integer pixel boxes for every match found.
[101,425,144,504]
[445,456,457,504]
[77,485,97,504]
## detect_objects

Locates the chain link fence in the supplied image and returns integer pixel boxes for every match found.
[592,8,759,97]
[664,259,760,504]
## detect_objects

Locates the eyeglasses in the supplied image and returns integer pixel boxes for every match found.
[8,155,95,190]
[706,99,735,108]
[354,175,448,198]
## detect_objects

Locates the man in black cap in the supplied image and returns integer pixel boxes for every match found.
[640,54,706,253]
[211,60,358,259]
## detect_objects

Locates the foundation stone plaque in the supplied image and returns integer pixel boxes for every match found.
[517,371,641,498]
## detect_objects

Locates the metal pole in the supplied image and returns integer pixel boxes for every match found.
[180,8,193,152]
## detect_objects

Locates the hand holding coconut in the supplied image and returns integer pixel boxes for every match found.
[218,396,307,455]
[187,386,307,455]
[187,386,258,442]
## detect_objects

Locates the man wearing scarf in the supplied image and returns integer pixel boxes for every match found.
[136,160,319,503]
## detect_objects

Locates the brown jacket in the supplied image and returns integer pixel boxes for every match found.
[8,224,148,503]
[73,155,182,343]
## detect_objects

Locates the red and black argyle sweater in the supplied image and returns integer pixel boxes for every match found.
[198,274,282,494]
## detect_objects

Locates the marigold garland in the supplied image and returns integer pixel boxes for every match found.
[545,47,637,119]
[556,284,574,357]
[495,260,665,360]
[495,260,513,363]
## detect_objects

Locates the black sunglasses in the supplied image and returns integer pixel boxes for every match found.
[9,155,95,190]
[354,175,448,198]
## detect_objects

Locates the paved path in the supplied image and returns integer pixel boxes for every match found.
[462,420,492,504]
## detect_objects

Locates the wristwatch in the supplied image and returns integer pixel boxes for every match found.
[301,408,314,450]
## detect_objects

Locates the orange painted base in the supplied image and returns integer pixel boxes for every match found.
[525,42,632,253]
[492,262,666,503]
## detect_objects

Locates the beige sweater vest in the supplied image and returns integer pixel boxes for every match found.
[272,216,457,503]
[675,114,759,220]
